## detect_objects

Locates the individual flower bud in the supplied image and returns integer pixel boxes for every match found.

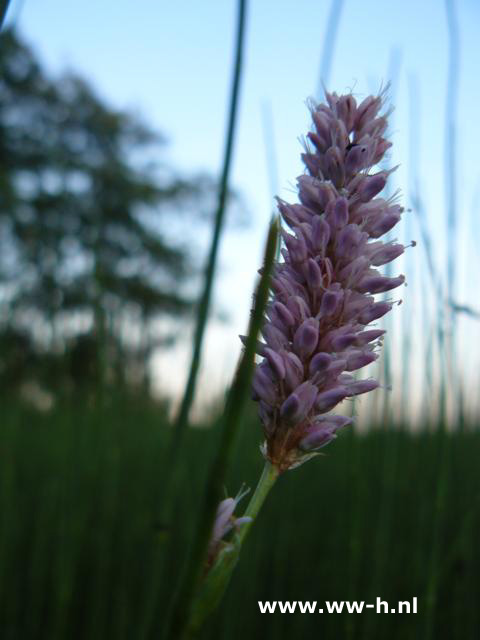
[336,94,357,131]
[365,208,402,238]
[279,393,300,422]
[271,275,293,298]
[306,258,323,290]
[345,143,369,174]
[283,351,304,391]
[262,323,289,351]
[308,130,329,154]
[315,414,353,429]
[297,177,323,208]
[325,358,347,379]
[345,378,379,397]
[208,491,252,566]
[283,230,308,263]
[335,224,366,260]
[345,349,378,371]
[301,151,323,176]
[281,263,304,286]
[358,301,392,324]
[320,325,353,350]
[286,295,311,323]
[311,358,347,387]
[341,290,373,320]
[280,381,318,424]
[272,301,295,327]
[338,255,371,286]
[325,91,340,110]
[322,257,334,287]
[348,197,386,225]
[324,146,345,187]
[360,115,388,139]
[299,426,337,451]
[369,242,404,266]
[331,332,357,351]
[312,110,333,146]
[299,414,352,451]
[293,318,319,359]
[355,95,382,131]
[277,200,302,228]
[315,386,348,413]
[312,216,331,254]
[252,365,277,405]
[333,118,349,154]
[315,182,337,210]
[357,172,387,202]
[265,347,286,380]
[287,202,312,224]
[310,352,333,374]
[371,138,392,164]
[354,329,385,346]
[320,289,342,316]
[210,498,235,545]
[332,197,349,228]
[356,274,405,294]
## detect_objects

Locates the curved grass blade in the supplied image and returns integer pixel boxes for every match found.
[171,0,248,452]
[164,217,279,640]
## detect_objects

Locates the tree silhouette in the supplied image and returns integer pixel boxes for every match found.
[0,29,219,397]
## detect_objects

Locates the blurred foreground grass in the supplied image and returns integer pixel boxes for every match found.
[0,396,479,639]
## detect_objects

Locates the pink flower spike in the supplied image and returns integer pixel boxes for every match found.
[244,90,408,471]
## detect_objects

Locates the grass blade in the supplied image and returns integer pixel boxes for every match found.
[165,217,279,640]
[171,0,248,450]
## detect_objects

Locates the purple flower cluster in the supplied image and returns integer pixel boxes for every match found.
[251,91,406,471]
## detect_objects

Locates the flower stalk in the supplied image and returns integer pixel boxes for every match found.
[235,460,279,546]
[164,217,279,640]
[188,461,279,635]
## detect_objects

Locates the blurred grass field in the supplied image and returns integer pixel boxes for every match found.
[1,395,479,639]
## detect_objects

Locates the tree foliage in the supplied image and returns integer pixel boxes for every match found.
[0,29,218,397]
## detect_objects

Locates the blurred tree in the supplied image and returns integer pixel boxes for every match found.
[0,29,222,399]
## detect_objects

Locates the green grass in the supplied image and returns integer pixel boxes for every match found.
[0,397,479,639]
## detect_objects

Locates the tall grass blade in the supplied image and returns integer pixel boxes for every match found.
[165,217,279,640]
[261,100,279,206]
[154,0,248,549]
[380,48,402,426]
[444,0,460,399]
[171,0,248,449]
[261,100,281,261]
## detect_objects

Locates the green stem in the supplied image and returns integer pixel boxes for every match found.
[186,460,279,637]
[170,0,247,452]
[164,218,279,640]
[156,0,247,554]
[235,460,279,547]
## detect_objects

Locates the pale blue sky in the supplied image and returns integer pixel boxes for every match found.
[7,0,480,419]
